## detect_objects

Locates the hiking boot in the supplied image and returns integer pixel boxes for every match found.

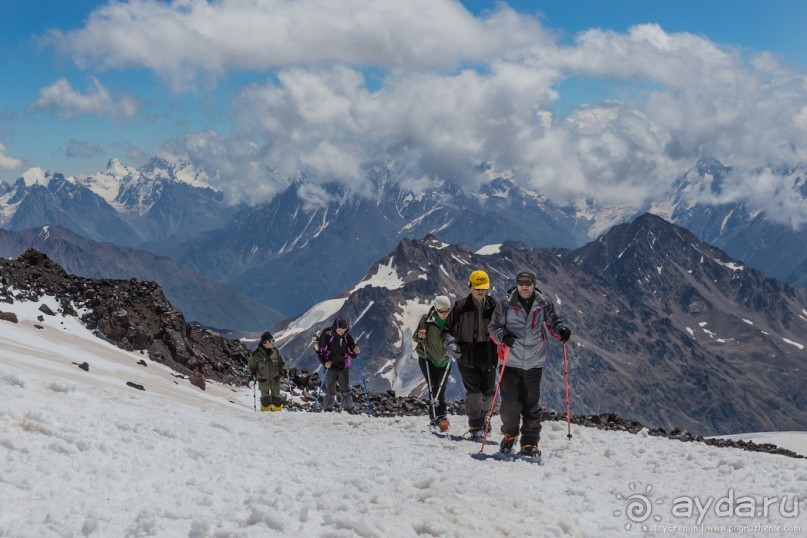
[269,403,283,412]
[438,418,450,432]
[260,404,272,412]
[519,444,541,457]
[499,434,518,454]
[467,428,484,440]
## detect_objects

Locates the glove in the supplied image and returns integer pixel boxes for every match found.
[446,342,461,360]
[247,373,256,386]
[502,333,516,348]
[556,325,571,342]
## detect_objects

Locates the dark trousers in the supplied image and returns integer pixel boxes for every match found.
[499,366,543,445]
[457,362,496,428]
[419,358,451,420]
[323,368,353,411]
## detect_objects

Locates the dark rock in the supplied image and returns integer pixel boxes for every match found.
[78,362,89,371]
[0,249,252,386]
[38,304,56,316]
[126,382,145,391]
[137,360,148,366]
[0,311,18,323]
[189,374,206,391]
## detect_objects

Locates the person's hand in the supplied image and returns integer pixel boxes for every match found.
[417,328,427,339]
[325,361,332,369]
[556,325,571,342]
[246,373,255,386]
[502,333,516,347]
[446,342,461,360]
[353,345,361,355]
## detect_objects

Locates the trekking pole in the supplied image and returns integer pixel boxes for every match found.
[355,355,373,416]
[423,358,437,424]
[563,341,573,439]
[435,360,451,397]
[480,347,510,453]
[311,367,329,412]
[252,377,257,412]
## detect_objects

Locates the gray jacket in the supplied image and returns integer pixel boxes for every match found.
[488,288,564,370]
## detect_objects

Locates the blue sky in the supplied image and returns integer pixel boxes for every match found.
[2,1,807,222]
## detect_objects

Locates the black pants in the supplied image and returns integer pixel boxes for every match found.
[419,358,451,420]
[499,366,543,445]
[457,362,496,428]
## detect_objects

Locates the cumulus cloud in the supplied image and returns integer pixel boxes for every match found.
[29,77,140,119]
[47,1,807,226]
[48,0,547,91]
[0,143,24,171]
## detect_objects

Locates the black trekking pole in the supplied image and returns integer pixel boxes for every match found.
[563,341,573,439]
[480,347,510,453]
[434,360,451,401]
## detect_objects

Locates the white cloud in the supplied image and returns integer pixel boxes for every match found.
[48,0,547,92]
[29,77,139,120]
[0,143,23,171]
[48,2,807,225]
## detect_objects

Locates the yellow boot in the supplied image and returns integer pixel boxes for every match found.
[269,403,284,412]
[260,404,272,412]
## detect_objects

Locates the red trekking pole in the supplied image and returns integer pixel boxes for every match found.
[563,341,572,439]
[480,347,510,453]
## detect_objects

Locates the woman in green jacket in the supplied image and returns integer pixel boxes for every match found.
[412,295,453,431]
[248,331,287,412]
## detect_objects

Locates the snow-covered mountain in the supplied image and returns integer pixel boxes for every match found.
[0,170,139,245]
[0,158,237,246]
[1,290,805,536]
[157,164,608,315]
[651,157,807,284]
[272,214,807,436]
[3,155,807,321]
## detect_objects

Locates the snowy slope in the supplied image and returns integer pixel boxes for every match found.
[1,298,806,537]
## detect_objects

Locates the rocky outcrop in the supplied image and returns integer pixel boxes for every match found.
[0,249,249,384]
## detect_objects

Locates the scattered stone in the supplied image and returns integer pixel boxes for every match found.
[137,360,148,367]
[189,374,206,391]
[34,324,44,330]
[38,304,56,316]
[0,311,18,323]
[126,382,145,391]
[78,362,89,372]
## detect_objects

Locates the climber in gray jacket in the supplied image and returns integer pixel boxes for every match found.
[488,270,571,457]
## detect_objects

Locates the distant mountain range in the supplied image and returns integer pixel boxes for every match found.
[0,225,283,331]
[271,214,807,436]
[2,155,806,327]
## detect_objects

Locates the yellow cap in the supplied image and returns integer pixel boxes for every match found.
[468,270,490,290]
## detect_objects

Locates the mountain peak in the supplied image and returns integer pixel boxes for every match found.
[20,167,50,187]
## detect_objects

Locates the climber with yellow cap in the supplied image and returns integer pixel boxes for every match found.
[440,269,498,439]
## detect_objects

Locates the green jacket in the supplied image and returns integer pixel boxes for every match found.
[248,345,286,383]
[412,308,449,367]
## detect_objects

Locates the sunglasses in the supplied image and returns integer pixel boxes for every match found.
[435,308,450,314]
[517,280,534,286]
